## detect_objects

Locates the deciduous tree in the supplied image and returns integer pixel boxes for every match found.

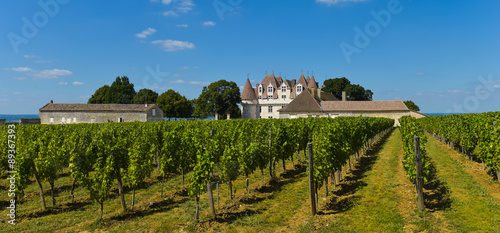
[194,80,241,119]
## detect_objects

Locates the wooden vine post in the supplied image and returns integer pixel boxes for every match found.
[414,136,425,212]
[307,143,317,215]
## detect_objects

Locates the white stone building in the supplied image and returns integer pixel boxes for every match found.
[241,74,337,119]
[39,102,164,124]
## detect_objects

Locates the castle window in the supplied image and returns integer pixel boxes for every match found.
[152,109,156,116]
[268,106,273,113]
[282,95,286,99]
[259,86,262,93]
[259,106,261,113]
[281,86,286,92]
[268,86,273,94]
[297,85,302,93]
[258,95,262,99]
[268,116,273,119]
[49,117,54,123]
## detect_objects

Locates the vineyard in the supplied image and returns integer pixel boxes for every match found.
[1,113,500,232]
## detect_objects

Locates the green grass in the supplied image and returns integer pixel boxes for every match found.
[425,135,500,232]
[317,129,405,232]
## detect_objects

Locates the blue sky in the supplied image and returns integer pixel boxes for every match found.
[1,0,499,114]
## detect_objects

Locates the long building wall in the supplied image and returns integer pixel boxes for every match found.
[40,111,162,124]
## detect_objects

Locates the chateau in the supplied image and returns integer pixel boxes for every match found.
[241,73,336,119]
[241,74,426,125]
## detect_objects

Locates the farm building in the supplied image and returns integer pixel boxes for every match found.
[39,101,164,124]
[278,88,426,126]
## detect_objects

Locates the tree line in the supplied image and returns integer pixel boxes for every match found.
[87,76,241,119]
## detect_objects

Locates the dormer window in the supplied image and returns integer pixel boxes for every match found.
[297,85,302,93]
[268,86,273,94]
[258,86,262,93]
[281,86,286,92]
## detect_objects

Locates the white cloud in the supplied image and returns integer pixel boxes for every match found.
[58,82,68,85]
[156,0,195,16]
[34,69,72,79]
[9,67,72,79]
[316,0,368,5]
[24,55,36,58]
[170,79,209,85]
[152,39,195,52]
[177,0,194,13]
[135,27,157,38]
[203,21,216,26]
[162,10,178,16]
[494,85,500,89]
[73,81,84,85]
[10,67,32,72]
[447,90,460,93]
[12,92,21,95]
[176,24,189,28]
[415,72,424,75]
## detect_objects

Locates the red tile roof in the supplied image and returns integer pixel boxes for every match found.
[279,89,322,112]
[321,101,409,111]
[241,78,258,100]
[40,103,158,112]
[307,75,318,89]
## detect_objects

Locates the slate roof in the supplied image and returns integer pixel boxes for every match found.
[40,103,158,112]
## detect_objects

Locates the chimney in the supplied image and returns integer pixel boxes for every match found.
[145,102,148,107]
[342,91,346,101]
[50,100,53,104]
[227,113,230,120]
[317,88,321,100]
[215,113,219,120]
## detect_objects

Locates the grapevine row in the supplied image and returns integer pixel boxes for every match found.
[418,112,500,183]
[399,116,434,184]
[6,117,393,221]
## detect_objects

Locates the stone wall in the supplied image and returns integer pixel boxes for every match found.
[40,105,164,124]
[41,111,145,124]
[19,118,41,125]
[241,100,258,119]
[279,110,411,126]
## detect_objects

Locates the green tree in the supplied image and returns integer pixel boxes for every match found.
[194,80,241,119]
[322,77,351,99]
[404,100,420,111]
[322,77,372,101]
[105,76,136,104]
[157,89,192,119]
[132,88,158,104]
[88,85,110,104]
